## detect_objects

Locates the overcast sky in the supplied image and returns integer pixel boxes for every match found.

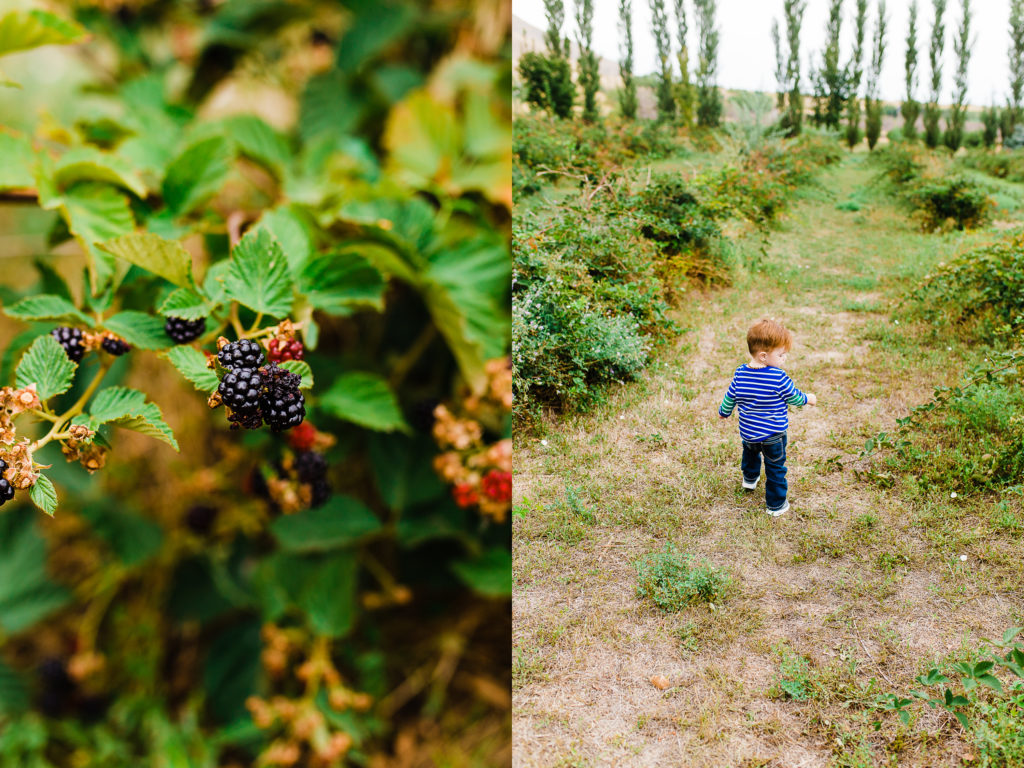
[513,0,1016,106]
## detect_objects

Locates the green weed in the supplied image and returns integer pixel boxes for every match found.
[634,543,731,612]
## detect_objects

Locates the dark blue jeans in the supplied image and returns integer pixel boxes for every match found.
[741,431,788,511]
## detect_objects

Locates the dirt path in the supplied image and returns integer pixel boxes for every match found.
[513,155,1024,767]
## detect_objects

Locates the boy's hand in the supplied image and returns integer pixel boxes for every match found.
[806,393,817,406]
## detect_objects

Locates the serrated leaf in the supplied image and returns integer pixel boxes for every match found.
[4,294,92,326]
[0,132,35,190]
[0,659,28,715]
[295,552,358,637]
[450,547,511,597]
[29,475,56,517]
[300,250,385,313]
[87,386,179,451]
[163,346,219,393]
[270,495,380,552]
[15,334,75,400]
[96,232,194,289]
[0,9,87,57]
[320,372,409,433]
[162,135,234,216]
[54,183,135,295]
[103,311,170,349]
[260,206,313,277]
[279,360,313,390]
[223,226,293,317]
[54,147,146,198]
[223,114,289,178]
[158,287,211,320]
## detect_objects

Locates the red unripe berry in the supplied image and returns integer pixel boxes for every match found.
[268,338,304,363]
[481,470,512,502]
[452,483,478,508]
[288,421,317,452]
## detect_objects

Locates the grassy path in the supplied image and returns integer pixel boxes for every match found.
[512,154,1024,768]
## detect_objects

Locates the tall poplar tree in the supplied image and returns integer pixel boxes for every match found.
[694,0,721,126]
[923,0,947,149]
[813,0,846,130]
[618,0,638,119]
[944,0,971,149]
[575,0,600,122]
[1009,0,1024,135]
[673,0,694,125]
[772,19,786,111]
[782,0,807,136]
[544,0,564,56]
[650,0,676,121]
[902,0,921,140]
[845,0,868,148]
[865,0,888,150]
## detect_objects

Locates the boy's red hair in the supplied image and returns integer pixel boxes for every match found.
[747,318,793,354]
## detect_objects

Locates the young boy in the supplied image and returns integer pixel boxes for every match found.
[718,319,817,516]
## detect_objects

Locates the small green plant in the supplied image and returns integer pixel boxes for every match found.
[772,645,813,701]
[634,542,731,612]
[903,175,994,232]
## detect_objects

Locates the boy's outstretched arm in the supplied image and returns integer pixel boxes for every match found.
[718,380,737,419]
[778,373,816,407]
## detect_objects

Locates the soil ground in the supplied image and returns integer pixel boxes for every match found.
[512,153,1024,767]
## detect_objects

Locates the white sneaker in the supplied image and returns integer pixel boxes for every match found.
[742,477,759,490]
[766,501,790,517]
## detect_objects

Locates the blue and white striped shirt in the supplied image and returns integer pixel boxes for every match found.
[718,364,808,441]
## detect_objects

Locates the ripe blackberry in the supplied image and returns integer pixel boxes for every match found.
[37,657,75,717]
[267,337,304,363]
[51,327,85,362]
[101,336,130,356]
[310,478,331,508]
[293,451,327,483]
[218,339,265,370]
[259,363,305,432]
[218,368,263,411]
[184,504,218,535]
[164,316,206,344]
[0,459,14,507]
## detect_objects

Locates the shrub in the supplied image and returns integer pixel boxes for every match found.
[963,130,985,148]
[958,150,1024,183]
[887,127,905,143]
[871,142,925,185]
[903,175,994,231]
[634,543,731,612]
[517,51,574,119]
[1005,124,1024,150]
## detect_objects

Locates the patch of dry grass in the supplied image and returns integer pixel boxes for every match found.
[513,154,1024,767]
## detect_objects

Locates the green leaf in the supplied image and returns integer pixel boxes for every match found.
[0,132,35,190]
[96,232,194,289]
[368,433,445,512]
[29,475,57,517]
[299,70,363,143]
[320,372,409,433]
[103,311,170,349]
[395,498,469,549]
[86,386,179,451]
[977,674,1004,693]
[295,551,358,637]
[79,503,162,566]
[279,360,313,390]
[223,226,293,317]
[300,250,385,313]
[52,183,135,295]
[0,9,87,57]
[260,206,313,277]
[15,334,75,400]
[161,135,234,216]
[162,346,219,393]
[54,147,146,198]
[158,287,211,321]
[450,547,511,597]
[203,618,262,724]
[4,294,92,326]
[0,659,28,715]
[270,496,381,552]
[0,509,71,632]
[223,114,289,178]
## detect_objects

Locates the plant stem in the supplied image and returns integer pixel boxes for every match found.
[229,302,244,337]
[29,360,112,452]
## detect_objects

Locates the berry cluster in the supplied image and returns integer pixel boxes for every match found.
[267,337,304,363]
[164,316,206,344]
[216,340,306,432]
[430,357,513,522]
[52,327,132,362]
[246,625,368,767]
